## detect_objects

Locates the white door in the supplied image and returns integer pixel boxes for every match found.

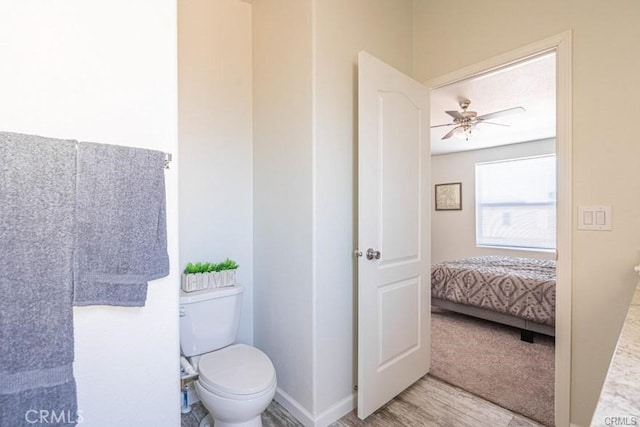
[357,51,431,419]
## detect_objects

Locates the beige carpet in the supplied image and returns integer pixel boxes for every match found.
[430,307,555,426]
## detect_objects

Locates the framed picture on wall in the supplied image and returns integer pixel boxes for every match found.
[435,182,462,211]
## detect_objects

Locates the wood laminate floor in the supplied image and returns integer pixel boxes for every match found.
[181,375,547,427]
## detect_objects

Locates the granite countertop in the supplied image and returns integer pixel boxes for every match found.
[590,281,640,426]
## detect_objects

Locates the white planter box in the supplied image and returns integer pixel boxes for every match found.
[220,269,237,287]
[182,267,238,291]
[181,273,209,292]
[211,272,222,288]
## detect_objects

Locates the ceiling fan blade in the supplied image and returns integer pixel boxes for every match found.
[431,122,456,128]
[441,127,458,140]
[476,106,525,121]
[476,120,510,127]
[445,110,465,120]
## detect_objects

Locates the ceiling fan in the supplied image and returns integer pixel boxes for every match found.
[431,98,525,141]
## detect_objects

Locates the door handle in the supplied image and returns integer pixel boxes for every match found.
[366,248,381,260]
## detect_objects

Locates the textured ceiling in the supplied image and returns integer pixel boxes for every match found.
[430,52,556,155]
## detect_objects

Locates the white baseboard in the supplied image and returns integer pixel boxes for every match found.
[314,393,356,426]
[274,388,356,427]
[274,388,315,426]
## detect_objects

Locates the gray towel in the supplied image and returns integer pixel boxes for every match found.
[0,132,78,426]
[73,141,169,306]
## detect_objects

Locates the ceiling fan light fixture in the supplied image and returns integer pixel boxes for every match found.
[453,125,476,141]
[431,98,524,141]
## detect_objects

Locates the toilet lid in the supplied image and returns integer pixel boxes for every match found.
[198,344,276,396]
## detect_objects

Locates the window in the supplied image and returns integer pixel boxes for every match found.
[476,155,556,250]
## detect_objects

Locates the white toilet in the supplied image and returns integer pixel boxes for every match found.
[180,285,277,427]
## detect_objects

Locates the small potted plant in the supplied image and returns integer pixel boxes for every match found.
[217,258,239,287]
[182,258,239,291]
[182,262,211,292]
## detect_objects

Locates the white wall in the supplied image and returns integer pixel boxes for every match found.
[431,139,556,264]
[253,0,316,415]
[178,0,254,344]
[0,1,179,426]
[414,1,640,425]
[313,0,414,418]
[253,0,414,424]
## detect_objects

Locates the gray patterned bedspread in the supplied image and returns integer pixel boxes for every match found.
[431,256,556,326]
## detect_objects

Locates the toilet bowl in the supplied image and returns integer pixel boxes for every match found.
[193,344,276,427]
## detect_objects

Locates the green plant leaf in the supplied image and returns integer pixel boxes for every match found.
[184,262,200,274]
[218,258,239,270]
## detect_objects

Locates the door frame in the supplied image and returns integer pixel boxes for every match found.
[425,31,572,427]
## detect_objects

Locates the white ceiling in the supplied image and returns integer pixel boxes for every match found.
[430,52,556,155]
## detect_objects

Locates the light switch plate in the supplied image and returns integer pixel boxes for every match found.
[578,205,612,230]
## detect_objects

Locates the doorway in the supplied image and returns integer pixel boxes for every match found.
[426,32,572,427]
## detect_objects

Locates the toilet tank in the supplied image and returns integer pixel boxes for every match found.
[179,285,244,357]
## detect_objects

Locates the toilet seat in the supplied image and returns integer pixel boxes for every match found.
[197,343,276,399]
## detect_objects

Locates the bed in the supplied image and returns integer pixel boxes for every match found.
[431,256,556,341]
